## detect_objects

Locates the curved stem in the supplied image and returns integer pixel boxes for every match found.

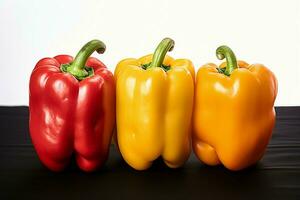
[66,40,106,80]
[216,45,238,76]
[148,38,174,69]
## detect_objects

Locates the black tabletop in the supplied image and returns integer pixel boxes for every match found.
[0,106,299,199]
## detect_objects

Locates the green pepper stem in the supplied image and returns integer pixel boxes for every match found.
[216,45,238,76]
[148,38,174,69]
[66,40,106,80]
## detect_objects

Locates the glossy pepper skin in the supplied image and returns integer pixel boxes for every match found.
[115,38,194,170]
[193,46,278,171]
[29,40,115,172]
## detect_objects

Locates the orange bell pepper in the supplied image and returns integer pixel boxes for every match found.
[193,45,278,171]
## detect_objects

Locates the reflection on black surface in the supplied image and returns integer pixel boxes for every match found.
[0,107,300,199]
[1,148,286,199]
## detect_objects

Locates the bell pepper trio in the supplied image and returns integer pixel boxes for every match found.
[29,38,277,172]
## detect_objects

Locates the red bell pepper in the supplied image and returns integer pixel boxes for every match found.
[29,40,115,172]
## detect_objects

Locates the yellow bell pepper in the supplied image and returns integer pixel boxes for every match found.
[115,38,194,170]
[193,46,278,171]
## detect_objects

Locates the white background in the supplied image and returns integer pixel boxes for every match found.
[0,0,299,106]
